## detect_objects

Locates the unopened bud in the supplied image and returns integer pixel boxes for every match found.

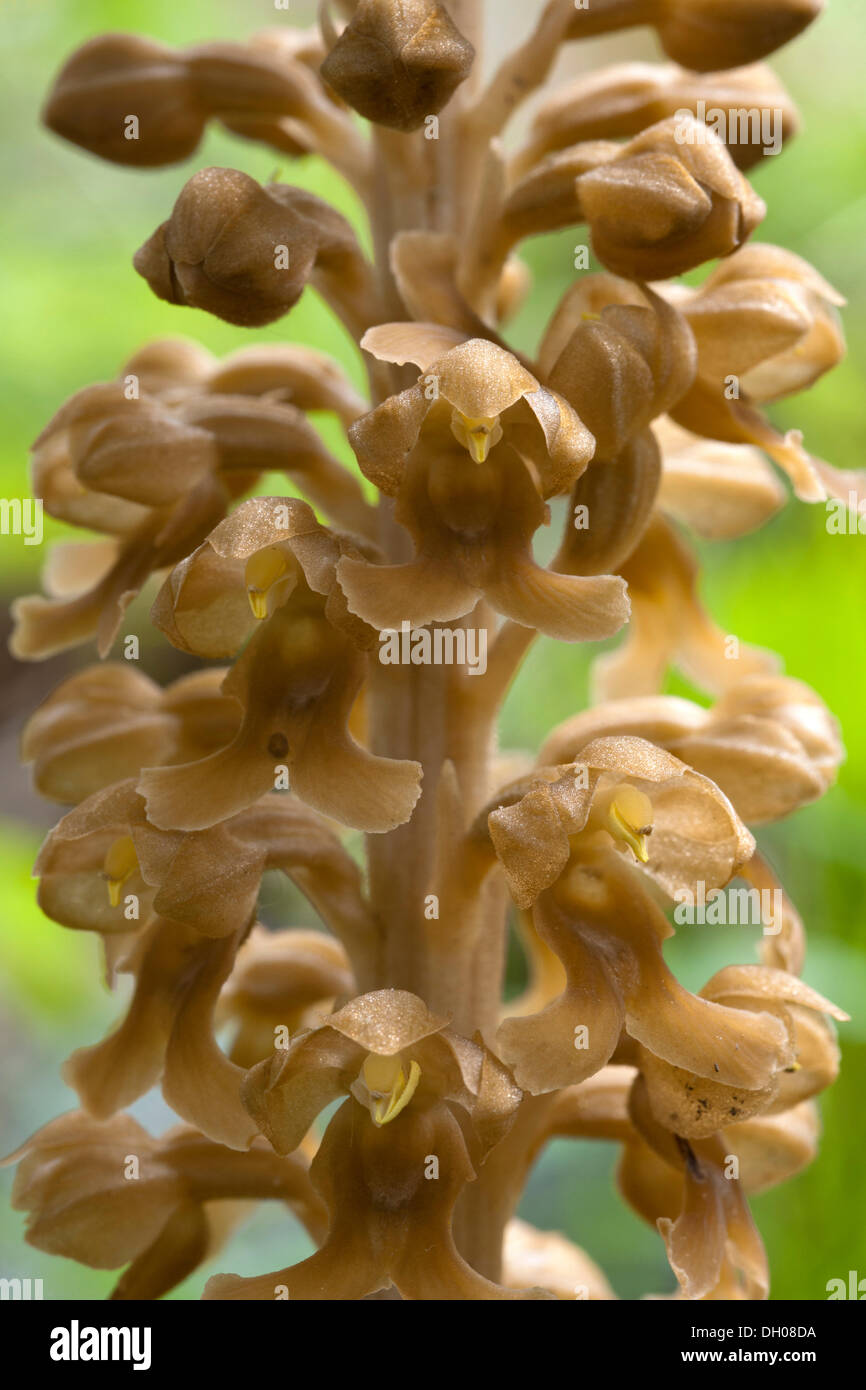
[319,0,474,132]
[133,168,359,327]
[576,117,765,280]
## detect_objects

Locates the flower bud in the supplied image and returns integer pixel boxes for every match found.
[652,0,824,73]
[576,117,765,279]
[680,244,846,402]
[319,0,474,131]
[42,34,199,166]
[520,61,799,175]
[42,32,354,169]
[134,168,362,327]
[566,0,823,74]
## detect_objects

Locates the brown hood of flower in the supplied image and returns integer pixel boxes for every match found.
[241,987,521,1160]
[484,740,755,911]
[354,326,595,497]
[331,327,631,642]
[669,243,846,405]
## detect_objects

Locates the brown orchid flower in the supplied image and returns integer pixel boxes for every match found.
[218,926,354,1071]
[540,674,843,827]
[483,754,777,1094]
[139,497,422,834]
[335,327,630,640]
[566,0,824,75]
[34,779,374,954]
[653,417,786,540]
[206,990,550,1300]
[241,988,519,1156]
[629,964,844,1140]
[502,1218,616,1300]
[485,677,842,1091]
[33,777,374,1140]
[513,674,839,988]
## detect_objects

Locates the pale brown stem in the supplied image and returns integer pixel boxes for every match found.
[360,0,552,1281]
[464,0,573,147]
[365,654,453,1003]
[465,0,651,145]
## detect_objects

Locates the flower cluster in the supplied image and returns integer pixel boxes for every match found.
[7,0,851,1301]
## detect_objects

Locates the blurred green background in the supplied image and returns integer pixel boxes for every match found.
[1,0,864,1301]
